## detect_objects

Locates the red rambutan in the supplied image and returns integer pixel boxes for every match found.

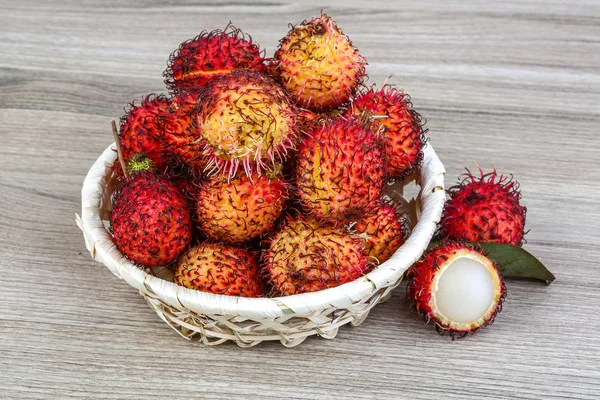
[273,13,367,111]
[194,70,298,178]
[353,202,408,264]
[195,170,289,244]
[164,24,266,93]
[264,216,372,296]
[158,91,208,174]
[110,156,192,267]
[295,116,386,222]
[439,167,527,246]
[348,85,426,180]
[118,94,171,170]
[174,242,265,297]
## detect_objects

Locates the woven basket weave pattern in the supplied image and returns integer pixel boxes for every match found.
[77,143,446,347]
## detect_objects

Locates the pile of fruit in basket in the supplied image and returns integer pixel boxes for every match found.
[109,14,552,339]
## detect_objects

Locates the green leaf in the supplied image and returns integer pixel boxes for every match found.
[427,241,556,285]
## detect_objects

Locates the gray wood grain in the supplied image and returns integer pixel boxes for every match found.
[1,0,599,399]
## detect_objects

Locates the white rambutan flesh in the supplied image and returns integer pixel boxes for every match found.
[434,256,495,324]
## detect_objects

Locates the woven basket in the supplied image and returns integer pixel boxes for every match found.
[77,143,446,347]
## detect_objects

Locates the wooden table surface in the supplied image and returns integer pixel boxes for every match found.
[1,1,599,398]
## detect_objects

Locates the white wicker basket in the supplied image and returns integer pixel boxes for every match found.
[77,143,446,347]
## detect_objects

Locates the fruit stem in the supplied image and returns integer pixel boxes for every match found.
[111,120,128,178]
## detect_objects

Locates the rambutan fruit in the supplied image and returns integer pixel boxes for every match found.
[353,202,408,264]
[164,24,266,93]
[273,13,367,112]
[295,116,386,222]
[195,170,289,244]
[296,108,321,131]
[264,216,372,296]
[110,156,192,267]
[347,85,426,180]
[407,242,506,339]
[119,94,171,170]
[174,242,265,297]
[195,70,298,177]
[439,168,527,246]
[158,91,208,173]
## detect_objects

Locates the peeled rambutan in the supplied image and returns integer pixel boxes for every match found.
[273,13,367,112]
[195,170,289,244]
[164,24,266,93]
[407,242,506,339]
[174,242,265,297]
[347,85,426,179]
[264,216,372,296]
[353,202,408,264]
[295,116,386,222]
[119,94,171,170]
[195,70,298,178]
[110,157,192,267]
[439,168,527,246]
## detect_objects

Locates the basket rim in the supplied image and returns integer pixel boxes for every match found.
[78,143,446,319]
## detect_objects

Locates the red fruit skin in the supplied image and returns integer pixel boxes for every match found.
[295,116,386,222]
[272,14,367,112]
[439,168,527,246]
[119,95,171,170]
[353,202,408,263]
[169,172,200,202]
[264,217,372,296]
[407,242,465,318]
[164,25,266,93]
[174,242,265,297]
[406,241,506,339]
[195,171,289,244]
[194,70,298,178]
[158,91,208,174]
[348,85,426,179]
[110,171,192,267]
